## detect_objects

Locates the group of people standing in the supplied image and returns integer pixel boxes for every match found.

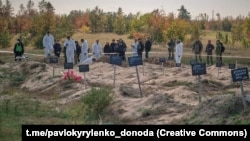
[42,31,103,64]
[166,38,224,66]
[191,38,224,66]
[103,37,152,61]
[167,38,183,65]
[12,30,223,67]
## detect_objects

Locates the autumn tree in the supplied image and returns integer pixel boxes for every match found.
[0,0,13,48]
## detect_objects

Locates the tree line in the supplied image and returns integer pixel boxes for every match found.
[0,0,250,49]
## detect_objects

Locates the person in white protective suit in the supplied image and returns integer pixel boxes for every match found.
[79,38,89,64]
[175,39,183,65]
[92,39,102,60]
[131,38,138,57]
[64,36,76,64]
[42,31,54,57]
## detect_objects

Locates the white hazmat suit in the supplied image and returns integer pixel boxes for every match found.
[175,40,183,64]
[64,37,76,64]
[42,32,54,57]
[131,40,138,56]
[80,40,89,64]
[92,40,102,60]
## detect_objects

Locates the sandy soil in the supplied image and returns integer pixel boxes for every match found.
[1,55,250,124]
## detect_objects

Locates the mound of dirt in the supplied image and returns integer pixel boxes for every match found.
[1,59,250,124]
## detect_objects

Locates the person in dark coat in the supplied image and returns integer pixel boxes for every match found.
[205,40,214,65]
[103,42,111,56]
[53,39,62,57]
[75,40,81,64]
[13,38,24,61]
[137,38,144,59]
[118,39,127,61]
[145,37,152,58]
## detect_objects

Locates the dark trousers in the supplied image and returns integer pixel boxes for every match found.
[119,52,126,61]
[168,48,174,59]
[54,52,60,58]
[15,52,23,61]
[195,53,202,63]
[138,52,142,57]
[145,51,149,58]
[216,53,222,64]
[206,54,213,65]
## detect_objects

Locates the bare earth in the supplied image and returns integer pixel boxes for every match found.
[2,55,250,124]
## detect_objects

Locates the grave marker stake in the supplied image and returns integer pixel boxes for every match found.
[198,75,201,103]
[240,81,247,110]
[136,66,142,98]
[84,72,87,89]
[113,65,116,88]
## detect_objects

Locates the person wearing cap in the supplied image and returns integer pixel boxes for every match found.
[42,31,54,58]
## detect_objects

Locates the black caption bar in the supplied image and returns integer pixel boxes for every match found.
[22,125,250,140]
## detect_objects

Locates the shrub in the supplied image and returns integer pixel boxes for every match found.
[82,87,113,122]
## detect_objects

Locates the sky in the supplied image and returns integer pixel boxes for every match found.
[10,0,250,20]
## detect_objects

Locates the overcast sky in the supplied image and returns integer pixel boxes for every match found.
[10,0,250,19]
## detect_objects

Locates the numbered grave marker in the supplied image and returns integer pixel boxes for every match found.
[49,57,58,63]
[231,67,249,82]
[231,67,249,110]
[216,62,222,67]
[79,64,89,72]
[229,64,236,70]
[191,63,206,76]
[64,63,73,69]
[128,56,143,97]
[159,57,166,63]
[128,56,143,67]
[176,63,181,67]
[110,56,122,66]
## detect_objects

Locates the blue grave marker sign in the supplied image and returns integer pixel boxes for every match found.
[110,56,122,66]
[79,64,89,72]
[49,57,58,63]
[159,57,166,63]
[64,63,73,69]
[128,56,143,67]
[216,62,222,67]
[191,63,206,76]
[229,63,236,69]
[231,67,249,82]
[176,63,181,67]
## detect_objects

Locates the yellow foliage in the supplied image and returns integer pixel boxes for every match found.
[81,25,90,33]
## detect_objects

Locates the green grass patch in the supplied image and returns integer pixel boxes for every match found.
[81,87,114,124]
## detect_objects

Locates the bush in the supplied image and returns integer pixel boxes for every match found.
[82,87,113,122]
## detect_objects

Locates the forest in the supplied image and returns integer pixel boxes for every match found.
[0,0,250,49]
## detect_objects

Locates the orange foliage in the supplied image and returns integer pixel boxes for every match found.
[132,32,146,39]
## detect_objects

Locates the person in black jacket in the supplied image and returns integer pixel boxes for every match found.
[13,38,24,61]
[53,39,62,58]
[205,40,214,65]
[118,38,127,61]
[145,37,152,58]
[75,40,81,64]
[103,42,111,56]
[137,38,144,59]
